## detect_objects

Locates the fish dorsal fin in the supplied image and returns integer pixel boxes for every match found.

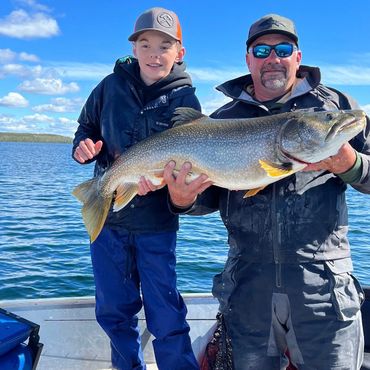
[259,159,294,177]
[172,107,207,127]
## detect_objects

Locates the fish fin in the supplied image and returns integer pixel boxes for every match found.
[72,177,112,243]
[259,159,294,177]
[153,170,164,178]
[172,107,207,127]
[152,169,165,185]
[153,172,165,187]
[243,187,266,198]
[145,169,166,186]
[113,183,138,212]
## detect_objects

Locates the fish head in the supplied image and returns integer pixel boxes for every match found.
[279,110,366,164]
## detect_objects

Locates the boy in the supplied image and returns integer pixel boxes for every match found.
[72,7,201,370]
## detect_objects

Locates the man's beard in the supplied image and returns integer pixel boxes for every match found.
[261,65,287,90]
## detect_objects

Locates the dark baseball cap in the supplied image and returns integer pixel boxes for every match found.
[246,14,298,48]
[128,7,182,43]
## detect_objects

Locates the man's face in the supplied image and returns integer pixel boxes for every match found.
[246,34,302,101]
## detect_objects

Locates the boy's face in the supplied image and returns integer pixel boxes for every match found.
[133,30,185,85]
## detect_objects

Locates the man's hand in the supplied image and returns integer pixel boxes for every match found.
[303,143,356,174]
[74,139,103,163]
[163,161,213,208]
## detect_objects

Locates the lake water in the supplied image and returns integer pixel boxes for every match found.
[0,142,369,300]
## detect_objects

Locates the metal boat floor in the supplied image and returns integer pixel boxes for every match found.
[0,294,218,370]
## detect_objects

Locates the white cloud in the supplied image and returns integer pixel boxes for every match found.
[15,0,51,13]
[47,61,112,81]
[0,114,29,132]
[189,64,370,87]
[0,114,15,123]
[0,49,17,64]
[189,67,245,84]
[201,96,232,115]
[33,97,84,113]
[361,104,370,117]
[0,49,40,66]
[19,52,39,62]
[0,9,60,39]
[321,65,370,86]
[18,78,80,95]
[0,92,29,107]
[22,113,54,123]
[0,112,77,137]
[1,63,28,77]
[58,117,76,125]
[0,63,59,80]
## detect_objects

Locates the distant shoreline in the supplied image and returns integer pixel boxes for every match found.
[0,132,72,143]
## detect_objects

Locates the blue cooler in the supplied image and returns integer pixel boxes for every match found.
[0,308,43,369]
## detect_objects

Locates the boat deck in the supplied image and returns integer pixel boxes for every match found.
[2,289,369,370]
[0,294,218,370]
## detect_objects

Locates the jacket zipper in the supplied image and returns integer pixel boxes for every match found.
[271,183,282,288]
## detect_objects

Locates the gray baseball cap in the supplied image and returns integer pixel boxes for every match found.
[246,14,298,48]
[128,7,182,43]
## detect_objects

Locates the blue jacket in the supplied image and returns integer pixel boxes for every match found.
[73,57,201,232]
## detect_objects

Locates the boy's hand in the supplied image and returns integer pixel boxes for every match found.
[137,177,162,196]
[74,139,103,163]
[164,161,213,208]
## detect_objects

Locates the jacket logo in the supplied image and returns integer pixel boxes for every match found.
[155,121,169,127]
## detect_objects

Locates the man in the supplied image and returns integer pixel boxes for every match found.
[161,14,370,370]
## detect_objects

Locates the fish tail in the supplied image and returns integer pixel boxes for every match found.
[72,178,112,243]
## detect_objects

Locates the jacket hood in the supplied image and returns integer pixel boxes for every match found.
[113,56,193,102]
[216,65,321,101]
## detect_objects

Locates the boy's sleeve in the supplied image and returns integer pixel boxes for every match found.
[179,90,202,112]
[72,84,103,163]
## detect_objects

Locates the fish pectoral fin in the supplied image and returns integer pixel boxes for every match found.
[243,186,266,198]
[145,169,166,187]
[259,159,294,177]
[113,183,138,212]
[153,170,164,178]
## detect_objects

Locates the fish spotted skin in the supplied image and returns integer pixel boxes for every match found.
[73,107,366,242]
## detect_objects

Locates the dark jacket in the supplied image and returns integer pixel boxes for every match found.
[73,57,201,232]
[177,65,370,264]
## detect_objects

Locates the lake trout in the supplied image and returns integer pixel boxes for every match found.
[73,108,366,242]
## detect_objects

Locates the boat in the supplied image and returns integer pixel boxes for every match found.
[0,287,369,370]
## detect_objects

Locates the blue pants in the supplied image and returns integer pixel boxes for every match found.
[90,226,199,370]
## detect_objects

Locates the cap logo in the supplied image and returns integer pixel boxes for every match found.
[157,12,174,28]
[260,17,287,30]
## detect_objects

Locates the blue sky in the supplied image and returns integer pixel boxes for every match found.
[0,0,369,137]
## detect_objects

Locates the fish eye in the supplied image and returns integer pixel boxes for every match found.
[326,113,334,121]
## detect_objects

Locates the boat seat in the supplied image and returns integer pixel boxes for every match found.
[361,287,370,370]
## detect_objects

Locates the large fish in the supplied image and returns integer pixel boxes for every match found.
[73,108,366,242]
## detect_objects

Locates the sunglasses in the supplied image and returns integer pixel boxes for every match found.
[250,43,298,59]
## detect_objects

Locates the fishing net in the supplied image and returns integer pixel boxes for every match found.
[200,312,233,370]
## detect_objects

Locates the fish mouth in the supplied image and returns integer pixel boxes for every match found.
[325,112,365,142]
[280,149,310,165]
